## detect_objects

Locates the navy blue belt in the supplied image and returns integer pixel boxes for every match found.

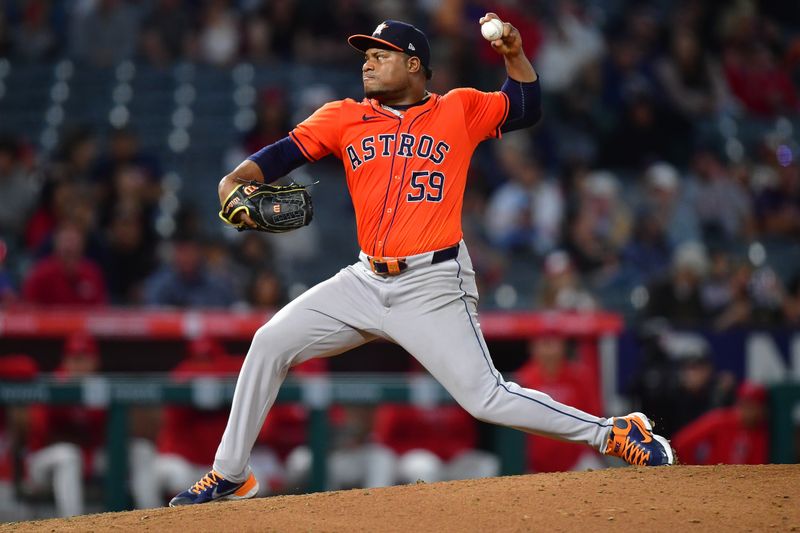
[368,243,460,276]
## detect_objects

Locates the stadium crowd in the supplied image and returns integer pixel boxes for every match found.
[0,0,797,326]
[0,0,795,518]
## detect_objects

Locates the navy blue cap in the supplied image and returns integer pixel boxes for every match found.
[348,20,432,79]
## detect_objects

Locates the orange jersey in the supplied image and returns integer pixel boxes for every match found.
[289,89,509,257]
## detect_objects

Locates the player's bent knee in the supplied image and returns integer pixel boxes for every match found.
[250,324,297,366]
[460,398,495,423]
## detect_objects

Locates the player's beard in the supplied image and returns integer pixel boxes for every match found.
[365,87,390,100]
[365,86,406,103]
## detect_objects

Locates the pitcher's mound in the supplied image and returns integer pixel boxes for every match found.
[3,464,799,532]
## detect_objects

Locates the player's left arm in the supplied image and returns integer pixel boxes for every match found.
[480,12,542,132]
[218,137,307,229]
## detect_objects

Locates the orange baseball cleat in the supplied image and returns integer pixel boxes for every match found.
[604,412,675,466]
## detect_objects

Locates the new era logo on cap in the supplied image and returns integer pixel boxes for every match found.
[348,20,432,79]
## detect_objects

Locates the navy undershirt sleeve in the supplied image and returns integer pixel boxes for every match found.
[246,136,307,183]
[500,77,542,133]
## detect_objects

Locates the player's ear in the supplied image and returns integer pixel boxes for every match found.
[407,56,422,76]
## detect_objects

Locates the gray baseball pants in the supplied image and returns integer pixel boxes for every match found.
[214,241,612,481]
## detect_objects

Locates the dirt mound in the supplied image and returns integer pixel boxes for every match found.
[2,465,798,532]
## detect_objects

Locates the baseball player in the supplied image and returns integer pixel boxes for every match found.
[170,14,673,506]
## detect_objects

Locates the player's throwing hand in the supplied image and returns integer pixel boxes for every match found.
[480,13,523,56]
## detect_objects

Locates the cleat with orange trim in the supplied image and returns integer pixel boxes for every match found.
[169,470,259,506]
[604,412,674,466]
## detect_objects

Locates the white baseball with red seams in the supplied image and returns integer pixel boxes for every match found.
[481,18,504,41]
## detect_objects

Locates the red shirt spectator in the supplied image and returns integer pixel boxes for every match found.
[374,404,477,462]
[516,335,602,473]
[724,44,799,117]
[26,334,106,477]
[157,338,241,466]
[22,223,107,306]
[672,382,769,465]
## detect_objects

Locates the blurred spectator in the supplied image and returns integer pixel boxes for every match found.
[243,0,302,63]
[0,354,39,519]
[516,334,604,472]
[22,222,107,306]
[628,318,680,430]
[783,273,800,325]
[600,87,685,169]
[195,0,240,67]
[226,233,283,307]
[373,401,499,483]
[102,204,157,305]
[68,0,141,67]
[657,27,729,120]
[564,171,629,278]
[25,128,99,252]
[291,0,374,65]
[484,137,563,255]
[663,337,736,436]
[621,210,672,285]
[24,180,90,255]
[600,32,655,116]
[695,158,757,243]
[0,240,16,305]
[710,260,785,330]
[248,270,285,309]
[253,403,309,494]
[232,233,275,279]
[0,137,39,245]
[700,249,735,314]
[132,337,241,508]
[242,88,292,155]
[24,333,106,517]
[139,0,192,67]
[253,358,323,494]
[536,250,595,311]
[536,1,604,94]
[724,43,799,117]
[672,381,769,464]
[143,234,236,308]
[50,127,99,186]
[286,404,395,491]
[91,128,163,216]
[0,8,11,57]
[10,0,60,62]
[644,241,708,326]
[754,162,800,239]
[640,162,700,247]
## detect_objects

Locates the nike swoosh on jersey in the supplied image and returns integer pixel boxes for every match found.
[362,114,380,121]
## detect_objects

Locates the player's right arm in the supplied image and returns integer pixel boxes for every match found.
[218,101,343,228]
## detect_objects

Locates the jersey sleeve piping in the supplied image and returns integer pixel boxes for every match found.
[289,131,318,162]
[494,91,510,139]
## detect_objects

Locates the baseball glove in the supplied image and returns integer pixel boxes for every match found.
[218,181,314,233]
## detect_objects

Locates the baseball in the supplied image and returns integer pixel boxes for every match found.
[481,18,504,41]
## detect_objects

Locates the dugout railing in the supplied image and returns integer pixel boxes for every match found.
[0,374,524,512]
[2,376,798,512]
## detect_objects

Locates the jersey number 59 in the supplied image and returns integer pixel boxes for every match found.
[407,171,445,202]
